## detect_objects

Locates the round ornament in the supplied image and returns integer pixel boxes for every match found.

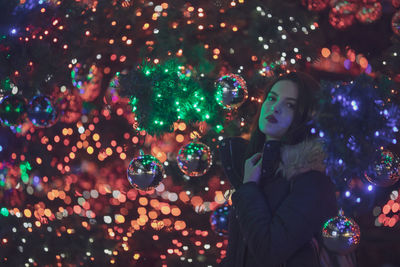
[28,95,58,127]
[355,2,382,24]
[392,10,400,36]
[58,89,83,123]
[0,95,28,126]
[127,154,165,191]
[322,210,361,255]
[177,142,212,177]
[393,0,400,8]
[329,9,355,29]
[331,0,359,14]
[301,0,329,11]
[364,150,400,187]
[210,202,230,236]
[215,74,248,109]
[71,63,102,102]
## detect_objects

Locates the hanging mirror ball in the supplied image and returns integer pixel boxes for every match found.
[215,74,248,109]
[322,211,361,255]
[127,154,165,191]
[210,202,230,237]
[177,142,212,177]
[364,150,400,187]
[0,94,28,126]
[28,95,58,127]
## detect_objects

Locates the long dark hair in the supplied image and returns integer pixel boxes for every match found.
[244,71,320,160]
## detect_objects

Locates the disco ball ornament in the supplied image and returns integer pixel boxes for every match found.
[393,0,400,8]
[392,10,400,36]
[355,2,382,24]
[210,202,230,237]
[27,95,58,127]
[301,0,329,11]
[127,154,164,191]
[364,150,400,187]
[59,89,82,124]
[215,74,248,109]
[71,63,102,102]
[331,0,358,14]
[0,95,28,126]
[177,142,212,177]
[322,210,361,255]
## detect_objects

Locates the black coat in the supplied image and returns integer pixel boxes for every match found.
[218,137,338,267]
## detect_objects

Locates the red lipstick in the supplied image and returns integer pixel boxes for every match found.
[266,115,278,123]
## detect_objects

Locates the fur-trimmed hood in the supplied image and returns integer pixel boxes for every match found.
[277,138,326,180]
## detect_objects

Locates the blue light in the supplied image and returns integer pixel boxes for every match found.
[310,128,316,134]
[0,145,2,152]
[338,159,343,165]
[319,131,324,138]
[345,191,351,197]
[393,126,399,132]
[367,185,373,191]
[10,28,17,35]
[356,197,361,203]
[33,176,40,185]
[384,109,388,116]
[393,139,397,144]
[375,131,380,137]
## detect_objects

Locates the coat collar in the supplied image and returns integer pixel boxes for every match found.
[276,138,326,180]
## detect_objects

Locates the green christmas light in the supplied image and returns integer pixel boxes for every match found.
[0,207,9,217]
[120,59,223,136]
[19,161,32,184]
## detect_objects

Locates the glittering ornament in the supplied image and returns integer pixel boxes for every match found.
[127,154,165,191]
[322,210,361,255]
[177,142,212,177]
[71,63,102,102]
[0,95,28,126]
[392,10,400,36]
[301,0,329,11]
[355,2,382,24]
[364,150,400,187]
[210,202,230,236]
[27,95,58,127]
[215,74,248,109]
[329,8,355,29]
[59,89,82,123]
[331,0,359,13]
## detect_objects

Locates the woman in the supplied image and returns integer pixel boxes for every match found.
[219,72,338,267]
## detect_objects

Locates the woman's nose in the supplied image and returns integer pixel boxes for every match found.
[271,103,281,114]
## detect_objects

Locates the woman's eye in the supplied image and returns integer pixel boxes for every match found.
[287,103,295,108]
[267,96,276,101]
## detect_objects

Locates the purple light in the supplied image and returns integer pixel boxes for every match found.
[345,191,351,197]
[10,28,17,35]
[367,185,373,191]
[365,64,372,74]
[33,176,40,186]
[343,59,351,70]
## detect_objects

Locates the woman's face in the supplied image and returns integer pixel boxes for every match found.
[258,80,298,141]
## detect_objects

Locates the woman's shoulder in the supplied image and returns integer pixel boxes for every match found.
[278,137,326,180]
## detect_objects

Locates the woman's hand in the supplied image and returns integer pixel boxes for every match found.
[243,153,262,184]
